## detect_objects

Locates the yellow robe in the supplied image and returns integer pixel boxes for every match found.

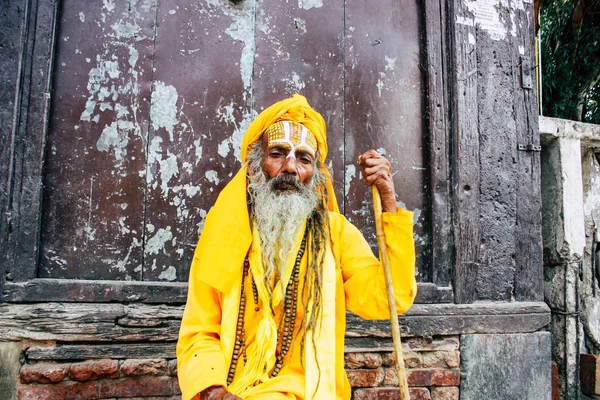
[177,207,417,400]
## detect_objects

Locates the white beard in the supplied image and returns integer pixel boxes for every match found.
[248,173,318,288]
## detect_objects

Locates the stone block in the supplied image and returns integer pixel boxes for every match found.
[460,333,551,400]
[405,337,459,352]
[581,353,600,395]
[19,363,69,384]
[119,359,167,376]
[172,377,181,395]
[383,367,398,386]
[167,359,178,376]
[346,368,384,387]
[17,381,98,400]
[98,376,174,398]
[70,359,118,381]
[407,369,460,387]
[0,342,21,400]
[430,386,459,400]
[353,387,431,400]
[422,351,460,368]
[382,351,421,368]
[345,353,383,369]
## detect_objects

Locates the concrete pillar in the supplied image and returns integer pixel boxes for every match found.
[460,333,552,399]
[541,136,586,399]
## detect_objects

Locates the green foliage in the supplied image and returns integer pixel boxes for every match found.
[540,0,600,123]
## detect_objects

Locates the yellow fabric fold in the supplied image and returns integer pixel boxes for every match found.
[177,209,417,400]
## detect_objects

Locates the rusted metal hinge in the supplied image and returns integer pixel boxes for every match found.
[518,143,541,152]
[520,56,532,89]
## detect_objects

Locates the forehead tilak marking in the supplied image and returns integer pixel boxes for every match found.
[266,121,317,157]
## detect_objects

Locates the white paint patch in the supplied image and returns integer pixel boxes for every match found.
[468,32,476,45]
[224,9,255,94]
[299,0,323,10]
[103,0,115,12]
[151,81,179,142]
[205,170,220,185]
[284,72,305,91]
[294,18,307,34]
[456,15,475,26]
[158,266,177,281]
[79,12,85,23]
[376,77,385,98]
[197,209,208,234]
[194,138,203,162]
[128,47,139,68]
[110,21,141,39]
[183,184,201,197]
[472,0,507,41]
[217,108,258,161]
[384,56,397,71]
[147,136,180,197]
[518,45,525,55]
[412,207,422,227]
[96,120,136,166]
[345,164,356,197]
[145,227,173,255]
[113,239,141,274]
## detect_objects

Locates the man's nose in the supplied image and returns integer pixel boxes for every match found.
[282,153,298,175]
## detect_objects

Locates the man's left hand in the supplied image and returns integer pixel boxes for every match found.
[357,150,398,213]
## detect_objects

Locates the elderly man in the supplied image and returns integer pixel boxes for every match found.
[177,94,417,400]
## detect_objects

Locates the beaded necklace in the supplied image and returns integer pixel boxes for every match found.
[227,229,308,386]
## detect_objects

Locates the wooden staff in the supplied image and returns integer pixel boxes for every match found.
[371,185,410,400]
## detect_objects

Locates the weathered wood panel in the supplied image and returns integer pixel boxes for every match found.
[347,302,551,341]
[0,302,549,349]
[0,303,183,342]
[2,280,448,304]
[475,8,519,301]
[2,279,188,303]
[26,343,177,361]
[143,0,255,282]
[8,0,59,283]
[254,0,345,209]
[449,0,480,303]
[344,0,430,280]
[0,0,28,298]
[512,3,543,301]
[424,0,453,288]
[39,0,157,280]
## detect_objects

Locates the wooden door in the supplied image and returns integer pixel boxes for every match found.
[5,0,452,303]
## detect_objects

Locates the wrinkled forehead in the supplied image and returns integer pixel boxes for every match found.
[263,121,318,156]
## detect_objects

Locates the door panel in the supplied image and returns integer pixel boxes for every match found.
[345,0,429,277]
[143,0,254,281]
[40,0,157,280]
[39,0,431,283]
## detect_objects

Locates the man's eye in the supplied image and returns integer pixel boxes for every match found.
[299,156,313,164]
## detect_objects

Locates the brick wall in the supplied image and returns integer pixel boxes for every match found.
[346,336,460,400]
[18,359,181,399]
[15,336,460,399]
